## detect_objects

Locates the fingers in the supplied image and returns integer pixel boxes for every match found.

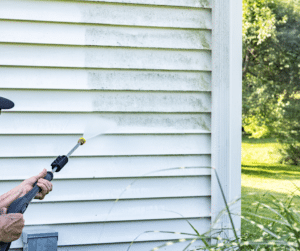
[0,213,25,242]
[35,179,52,200]
[37,179,52,193]
[7,213,24,241]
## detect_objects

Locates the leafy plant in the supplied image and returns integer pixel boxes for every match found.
[127,166,300,250]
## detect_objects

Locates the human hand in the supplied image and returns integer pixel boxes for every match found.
[0,208,24,242]
[18,169,53,200]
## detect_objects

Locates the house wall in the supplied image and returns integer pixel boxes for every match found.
[1,0,217,250]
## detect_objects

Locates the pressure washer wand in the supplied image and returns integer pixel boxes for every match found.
[52,138,86,173]
[0,137,86,251]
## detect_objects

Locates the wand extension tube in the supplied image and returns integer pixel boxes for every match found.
[66,143,80,158]
[66,137,86,157]
[0,137,86,251]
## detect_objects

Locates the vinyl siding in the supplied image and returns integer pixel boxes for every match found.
[0,0,212,250]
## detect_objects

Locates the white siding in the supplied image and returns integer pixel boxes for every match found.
[0,21,212,50]
[0,0,213,250]
[0,1,212,28]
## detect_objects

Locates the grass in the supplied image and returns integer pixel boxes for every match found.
[128,136,300,250]
[241,135,300,241]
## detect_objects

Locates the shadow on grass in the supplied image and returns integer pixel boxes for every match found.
[242,136,278,144]
[242,163,300,180]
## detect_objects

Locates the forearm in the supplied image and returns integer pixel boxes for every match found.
[0,185,23,209]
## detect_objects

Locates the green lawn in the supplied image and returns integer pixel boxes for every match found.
[241,136,300,239]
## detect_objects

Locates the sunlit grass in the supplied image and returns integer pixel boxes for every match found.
[128,136,300,250]
[241,135,300,241]
[241,137,282,164]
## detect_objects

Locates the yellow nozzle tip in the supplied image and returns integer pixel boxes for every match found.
[78,137,86,145]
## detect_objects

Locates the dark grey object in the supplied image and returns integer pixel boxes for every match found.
[0,97,14,110]
[22,228,58,251]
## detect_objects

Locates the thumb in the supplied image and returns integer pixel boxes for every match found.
[35,168,47,180]
[0,208,7,215]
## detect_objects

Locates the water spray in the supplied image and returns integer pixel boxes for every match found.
[0,97,117,250]
[0,137,86,251]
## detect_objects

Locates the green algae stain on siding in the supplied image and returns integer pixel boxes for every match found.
[199,73,211,91]
[196,0,211,8]
[198,31,211,49]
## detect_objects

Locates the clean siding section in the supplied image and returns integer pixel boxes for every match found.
[0,134,211,157]
[0,155,212,180]
[0,0,212,250]
[0,0,212,29]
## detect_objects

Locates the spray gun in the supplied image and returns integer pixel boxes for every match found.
[0,96,115,251]
[0,137,86,251]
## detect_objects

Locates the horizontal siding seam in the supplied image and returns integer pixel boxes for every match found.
[0,65,212,71]
[0,154,212,160]
[0,112,212,115]
[0,42,212,52]
[0,88,212,93]
[1,172,212,182]
[0,111,211,115]
[27,195,212,204]
[25,216,212,226]
[0,154,212,159]
[0,18,212,30]
[0,65,212,73]
[63,0,212,9]
[0,132,211,136]
[0,133,211,136]
[54,237,210,248]
[0,18,212,31]
[0,41,212,51]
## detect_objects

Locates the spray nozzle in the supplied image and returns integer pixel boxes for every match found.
[78,137,86,145]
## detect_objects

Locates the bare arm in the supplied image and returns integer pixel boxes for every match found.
[0,187,23,210]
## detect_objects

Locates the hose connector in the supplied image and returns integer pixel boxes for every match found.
[51,155,68,172]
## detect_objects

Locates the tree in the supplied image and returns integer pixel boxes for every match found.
[242,0,300,165]
[242,0,281,138]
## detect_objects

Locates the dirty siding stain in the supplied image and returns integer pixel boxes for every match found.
[189,9,212,30]
[87,70,211,91]
[184,30,211,50]
[199,73,211,91]
[81,3,211,29]
[86,25,211,50]
[196,0,211,8]
[82,114,211,132]
[91,92,211,112]
[81,0,212,126]
[197,31,211,50]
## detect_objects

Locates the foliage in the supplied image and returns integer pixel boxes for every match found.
[243,115,271,138]
[125,137,300,250]
[128,168,300,250]
[242,0,300,164]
